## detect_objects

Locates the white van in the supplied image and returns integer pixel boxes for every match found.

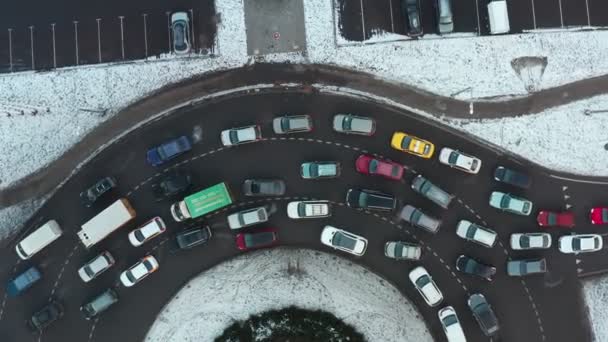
[488,0,510,34]
[16,220,63,260]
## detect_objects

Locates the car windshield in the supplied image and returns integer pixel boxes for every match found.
[245,232,273,247]
[393,243,405,256]
[333,231,357,250]
[134,230,146,242]
[297,203,308,217]
[573,238,581,250]
[401,136,412,150]
[415,274,430,288]
[500,195,510,208]
[547,213,557,225]
[443,314,458,326]
[173,22,187,51]
[250,183,260,194]
[126,271,137,283]
[520,236,530,248]
[229,130,239,143]
[465,225,477,239]
[84,265,96,278]
[342,116,352,131]
[309,164,319,178]
[411,209,422,223]
[448,151,459,164]
[280,117,291,131]
[369,159,378,173]
[603,209,608,222]
[358,192,368,207]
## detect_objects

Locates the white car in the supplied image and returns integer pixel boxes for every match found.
[128,217,166,247]
[438,306,467,342]
[78,251,115,283]
[456,220,497,248]
[120,255,159,287]
[558,234,603,254]
[287,201,331,219]
[320,225,367,256]
[489,191,533,216]
[510,233,552,250]
[171,12,191,55]
[384,241,422,260]
[409,266,443,307]
[227,207,269,230]
[220,125,262,146]
[439,147,482,174]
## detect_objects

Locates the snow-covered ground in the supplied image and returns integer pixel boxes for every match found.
[582,276,608,342]
[144,248,431,342]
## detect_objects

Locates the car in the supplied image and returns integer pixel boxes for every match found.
[355,154,404,181]
[287,200,331,219]
[558,234,603,254]
[537,210,575,228]
[346,189,396,211]
[80,289,118,320]
[151,170,191,201]
[176,226,212,250]
[77,251,115,283]
[332,114,376,135]
[236,228,278,251]
[400,205,441,234]
[27,300,63,332]
[411,175,454,209]
[401,0,423,38]
[384,241,422,260]
[119,255,159,287]
[438,147,482,174]
[320,225,368,256]
[80,176,117,207]
[590,207,608,225]
[171,12,191,54]
[227,206,269,230]
[220,125,262,146]
[468,293,500,336]
[455,220,497,248]
[435,0,454,34]
[506,258,547,277]
[300,161,341,179]
[489,191,533,216]
[409,266,443,307]
[6,266,41,297]
[146,135,192,166]
[128,217,167,247]
[493,166,531,189]
[456,255,496,281]
[438,306,466,342]
[510,233,552,250]
[272,115,313,134]
[390,132,435,158]
[243,179,286,196]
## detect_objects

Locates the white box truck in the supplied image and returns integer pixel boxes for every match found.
[78,198,136,248]
[488,0,510,34]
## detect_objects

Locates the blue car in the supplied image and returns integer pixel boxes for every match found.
[7,266,41,297]
[146,136,192,166]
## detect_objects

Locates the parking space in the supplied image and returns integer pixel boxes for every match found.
[502,0,534,32]
[589,0,608,26]
[532,0,563,28]
[562,0,590,26]
[337,0,365,41]
[361,0,394,38]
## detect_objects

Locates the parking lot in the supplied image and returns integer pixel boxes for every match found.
[337,0,608,42]
[0,0,217,73]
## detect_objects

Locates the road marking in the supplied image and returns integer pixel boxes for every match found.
[73,21,80,65]
[166,12,172,51]
[531,0,537,29]
[585,0,590,26]
[142,14,149,57]
[96,19,102,63]
[359,0,366,40]
[7,28,13,72]
[29,26,35,69]
[50,244,79,296]
[51,24,57,68]
[119,16,125,59]
[558,0,564,27]
[189,9,196,52]
[547,174,608,185]
[87,317,100,342]
[475,0,481,34]
[388,0,395,33]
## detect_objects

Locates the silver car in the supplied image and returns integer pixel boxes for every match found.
[558,234,603,254]
[320,225,368,256]
[220,125,262,146]
[510,233,552,250]
[301,161,341,179]
[489,191,533,216]
[171,12,191,54]
[78,251,115,283]
[468,293,499,337]
[332,114,376,135]
[456,220,497,248]
[400,205,441,234]
[272,115,313,134]
[384,241,422,260]
[506,258,547,277]
[411,175,454,209]
[243,179,286,196]
[227,207,269,230]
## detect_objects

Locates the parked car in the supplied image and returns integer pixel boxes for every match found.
[27,300,63,332]
[439,147,482,174]
[507,258,547,277]
[321,226,368,256]
[120,255,159,287]
[355,154,403,181]
[390,132,435,158]
[400,205,441,234]
[409,266,443,307]
[590,207,608,225]
[435,0,454,34]
[6,266,41,297]
[456,255,496,281]
[171,12,191,54]
[493,166,531,189]
[227,206,269,230]
[332,114,376,135]
[384,241,422,260]
[411,175,454,209]
[151,170,191,201]
[301,161,341,179]
[510,233,552,250]
[235,228,278,251]
[243,179,286,196]
[128,217,167,247]
[537,210,575,228]
[80,176,117,207]
[558,234,603,254]
[176,225,212,250]
[401,0,423,37]
[80,289,118,320]
[221,125,262,146]
[455,220,497,248]
[78,251,115,283]
[346,189,396,211]
[438,306,467,342]
[287,200,331,219]
[146,135,192,166]
[272,115,313,134]
[489,191,533,216]
[468,293,499,336]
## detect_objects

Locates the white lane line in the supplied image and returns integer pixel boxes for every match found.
[531,0,537,29]
[359,0,366,40]
[558,0,564,27]
[29,26,35,69]
[87,317,100,342]
[119,16,125,60]
[585,0,590,26]
[142,14,149,57]
[96,19,102,63]
[475,0,481,34]
[51,24,57,68]
[388,0,395,33]
[73,21,79,65]
[189,9,196,52]
[166,12,172,51]
[7,28,13,72]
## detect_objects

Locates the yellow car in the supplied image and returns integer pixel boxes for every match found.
[390,132,435,159]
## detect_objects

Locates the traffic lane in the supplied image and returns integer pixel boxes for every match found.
[361,0,395,37]
[336,0,365,41]
[562,0,590,26]
[534,0,563,28]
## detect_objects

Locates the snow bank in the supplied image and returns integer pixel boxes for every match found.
[582,276,608,342]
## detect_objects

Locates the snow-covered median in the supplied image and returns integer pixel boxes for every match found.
[582,276,608,342]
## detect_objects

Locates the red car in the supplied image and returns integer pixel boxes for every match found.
[355,154,404,181]
[590,207,608,225]
[537,210,575,228]
[236,228,278,251]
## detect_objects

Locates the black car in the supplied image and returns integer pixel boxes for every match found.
[27,300,63,332]
[152,170,191,201]
[455,255,496,281]
[401,0,422,37]
[80,177,117,207]
[346,189,396,211]
[242,179,286,196]
[494,166,531,189]
[176,226,212,250]
[468,293,500,336]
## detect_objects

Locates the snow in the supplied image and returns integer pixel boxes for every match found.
[144,248,432,342]
[582,276,608,342]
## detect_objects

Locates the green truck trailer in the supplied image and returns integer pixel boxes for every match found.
[170,182,233,222]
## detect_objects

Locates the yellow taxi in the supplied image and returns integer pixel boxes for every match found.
[390,132,435,159]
